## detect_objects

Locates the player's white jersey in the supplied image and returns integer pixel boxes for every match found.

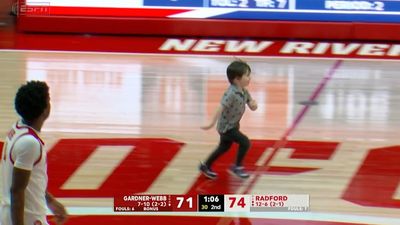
[1,120,48,216]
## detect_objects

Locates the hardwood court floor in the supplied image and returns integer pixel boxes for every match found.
[0,50,400,225]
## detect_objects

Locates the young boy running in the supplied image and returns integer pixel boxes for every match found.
[200,60,258,179]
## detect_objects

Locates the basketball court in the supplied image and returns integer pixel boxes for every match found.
[1,50,400,224]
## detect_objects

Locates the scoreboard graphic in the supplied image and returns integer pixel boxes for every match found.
[114,194,310,212]
[23,0,400,22]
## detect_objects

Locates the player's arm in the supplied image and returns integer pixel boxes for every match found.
[201,104,223,130]
[11,167,31,225]
[10,136,39,225]
[46,192,68,225]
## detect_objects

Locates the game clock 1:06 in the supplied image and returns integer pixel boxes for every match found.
[198,195,224,212]
[203,195,220,202]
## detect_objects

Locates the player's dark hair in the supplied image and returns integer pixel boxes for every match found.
[226,59,251,84]
[15,81,49,123]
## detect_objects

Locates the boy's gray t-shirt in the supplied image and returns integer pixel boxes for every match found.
[217,85,251,134]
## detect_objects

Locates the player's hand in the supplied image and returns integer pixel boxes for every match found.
[249,99,258,111]
[48,199,68,225]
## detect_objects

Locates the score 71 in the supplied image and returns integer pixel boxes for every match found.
[224,195,251,212]
[171,195,197,211]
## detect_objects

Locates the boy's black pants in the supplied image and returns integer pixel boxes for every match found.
[205,127,250,168]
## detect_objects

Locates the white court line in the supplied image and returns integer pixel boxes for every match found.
[61,146,133,190]
[1,49,400,62]
[52,207,400,225]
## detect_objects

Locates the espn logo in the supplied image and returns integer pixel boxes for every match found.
[18,2,50,16]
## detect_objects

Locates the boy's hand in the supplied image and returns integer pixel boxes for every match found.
[201,124,214,130]
[249,99,258,111]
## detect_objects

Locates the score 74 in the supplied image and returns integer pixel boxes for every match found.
[225,195,251,212]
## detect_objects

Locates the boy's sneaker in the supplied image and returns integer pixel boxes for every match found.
[229,165,250,179]
[199,162,217,179]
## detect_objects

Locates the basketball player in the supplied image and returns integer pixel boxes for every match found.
[200,59,258,179]
[1,81,68,225]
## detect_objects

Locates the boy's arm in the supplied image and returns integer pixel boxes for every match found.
[245,89,258,111]
[248,99,258,111]
[201,104,223,130]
